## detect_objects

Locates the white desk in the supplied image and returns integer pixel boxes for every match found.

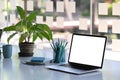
[1,57,120,80]
[1,47,120,80]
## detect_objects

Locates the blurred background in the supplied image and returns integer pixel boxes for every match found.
[0,0,120,56]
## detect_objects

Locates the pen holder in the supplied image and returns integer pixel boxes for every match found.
[50,39,68,63]
[53,46,66,63]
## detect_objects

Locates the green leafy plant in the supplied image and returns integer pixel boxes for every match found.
[3,6,52,44]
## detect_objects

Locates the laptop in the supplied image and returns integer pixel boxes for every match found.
[46,33,107,75]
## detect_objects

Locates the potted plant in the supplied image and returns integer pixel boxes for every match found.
[3,6,53,57]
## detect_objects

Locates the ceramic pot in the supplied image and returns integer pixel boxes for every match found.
[19,42,34,57]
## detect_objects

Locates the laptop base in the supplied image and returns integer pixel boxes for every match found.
[46,65,98,75]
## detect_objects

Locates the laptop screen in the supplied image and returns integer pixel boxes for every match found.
[69,34,107,68]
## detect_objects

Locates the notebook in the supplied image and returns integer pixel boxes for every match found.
[46,33,107,75]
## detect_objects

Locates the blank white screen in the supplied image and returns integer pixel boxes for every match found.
[69,35,106,67]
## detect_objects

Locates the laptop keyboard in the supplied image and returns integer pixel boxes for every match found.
[59,63,95,71]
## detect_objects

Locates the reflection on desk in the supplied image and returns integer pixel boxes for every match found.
[1,57,120,80]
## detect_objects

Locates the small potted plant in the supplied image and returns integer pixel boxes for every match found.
[3,6,53,57]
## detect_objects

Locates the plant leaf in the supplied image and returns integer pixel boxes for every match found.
[40,31,51,41]
[26,21,33,34]
[16,6,26,19]
[26,11,38,21]
[33,33,38,42]
[36,24,53,40]
[3,26,16,31]
[7,32,17,44]
[19,32,28,42]
[36,32,43,40]
[41,24,52,40]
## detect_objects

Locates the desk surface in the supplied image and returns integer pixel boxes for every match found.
[1,56,120,80]
[1,45,120,80]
